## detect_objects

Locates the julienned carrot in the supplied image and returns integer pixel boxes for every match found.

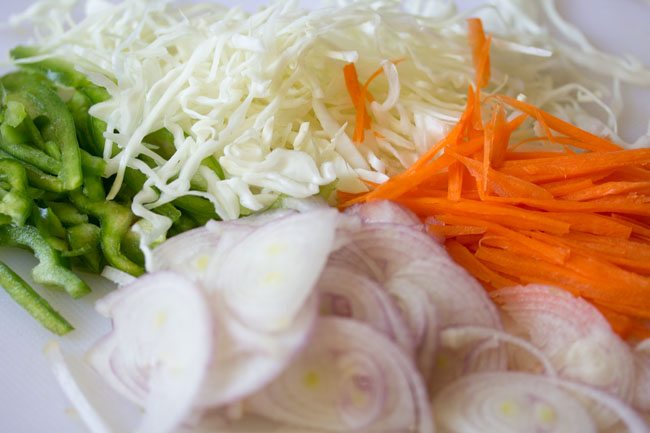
[543,212,632,238]
[561,181,650,201]
[475,245,650,318]
[343,63,371,143]
[343,60,404,144]
[399,197,572,234]
[525,230,650,274]
[339,17,650,338]
[495,94,623,152]
[445,239,517,289]
[449,150,553,199]
[499,148,650,183]
[485,195,650,217]
[436,213,570,264]
[467,18,491,89]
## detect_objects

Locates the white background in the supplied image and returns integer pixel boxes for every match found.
[0,1,649,432]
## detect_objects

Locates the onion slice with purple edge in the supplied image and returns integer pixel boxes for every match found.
[387,258,505,390]
[88,271,213,433]
[328,218,505,388]
[432,372,598,433]
[247,317,434,433]
[492,284,637,428]
[317,263,416,355]
[344,200,423,227]
[491,285,635,399]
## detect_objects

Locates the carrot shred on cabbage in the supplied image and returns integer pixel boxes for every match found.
[339,18,650,339]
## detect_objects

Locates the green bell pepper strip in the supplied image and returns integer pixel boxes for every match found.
[0,224,90,298]
[64,223,103,274]
[1,100,57,159]
[1,71,82,191]
[48,202,88,226]
[29,205,69,252]
[0,139,61,174]
[80,150,106,177]
[0,261,73,335]
[173,195,219,225]
[10,46,92,89]
[70,191,144,276]
[23,164,65,193]
[67,90,107,156]
[0,159,32,226]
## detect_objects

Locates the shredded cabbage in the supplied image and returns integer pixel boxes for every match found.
[9,0,650,252]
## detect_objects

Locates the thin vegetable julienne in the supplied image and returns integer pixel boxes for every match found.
[0,225,90,299]
[1,71,83,191]
[341,18,650,339]
[0,261,73,335]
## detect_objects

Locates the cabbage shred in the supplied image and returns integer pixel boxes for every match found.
[10,0,650,255]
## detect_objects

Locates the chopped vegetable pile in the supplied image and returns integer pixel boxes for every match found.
[49,203,650,433]
[0,0,649,432]
[342,19,650,341]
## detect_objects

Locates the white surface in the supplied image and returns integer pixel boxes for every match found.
[0,1,649,433]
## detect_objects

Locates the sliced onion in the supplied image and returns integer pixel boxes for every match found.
[195,293,318,407]
[317,263,416,355]
[344,200,422,227]
[100,266,137,286]
[554,379,650,433]
[221,208,297,226]
[327,223,444,282]
[45,341,116,433]
[492,285,635,398]
[207,208,339,333]
[492,284,636,428]
[440,326,557,377]
[633,339,650,412]
[387,259,505,390]
[151,209,295,278]
[88,271,213,433]
[150,223,255,279]
[432,372,598,433]
[247,317,434,433]
[384,276,440,382]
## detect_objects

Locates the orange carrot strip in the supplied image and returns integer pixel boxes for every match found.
[445,239,517,289]
[437,213,570,264]
[526,230,650,275]
[475,245,594,296]
[447,161,464,201]
[486,104,510,169]
[397,197,571,234]
[496,95,622,152]
[609,214,650,240]
[429,224,487,237]
[449,150,554,199]
[476,245,650,319]
[499,148,650,183]
[505,150,569,160]
[467,18,491,88]
[484,195,650,217]
[561,181,650,201]
[544,212,632,239]
[343,63,363,107]
[540,177,597,197]
[343,63,367,143]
